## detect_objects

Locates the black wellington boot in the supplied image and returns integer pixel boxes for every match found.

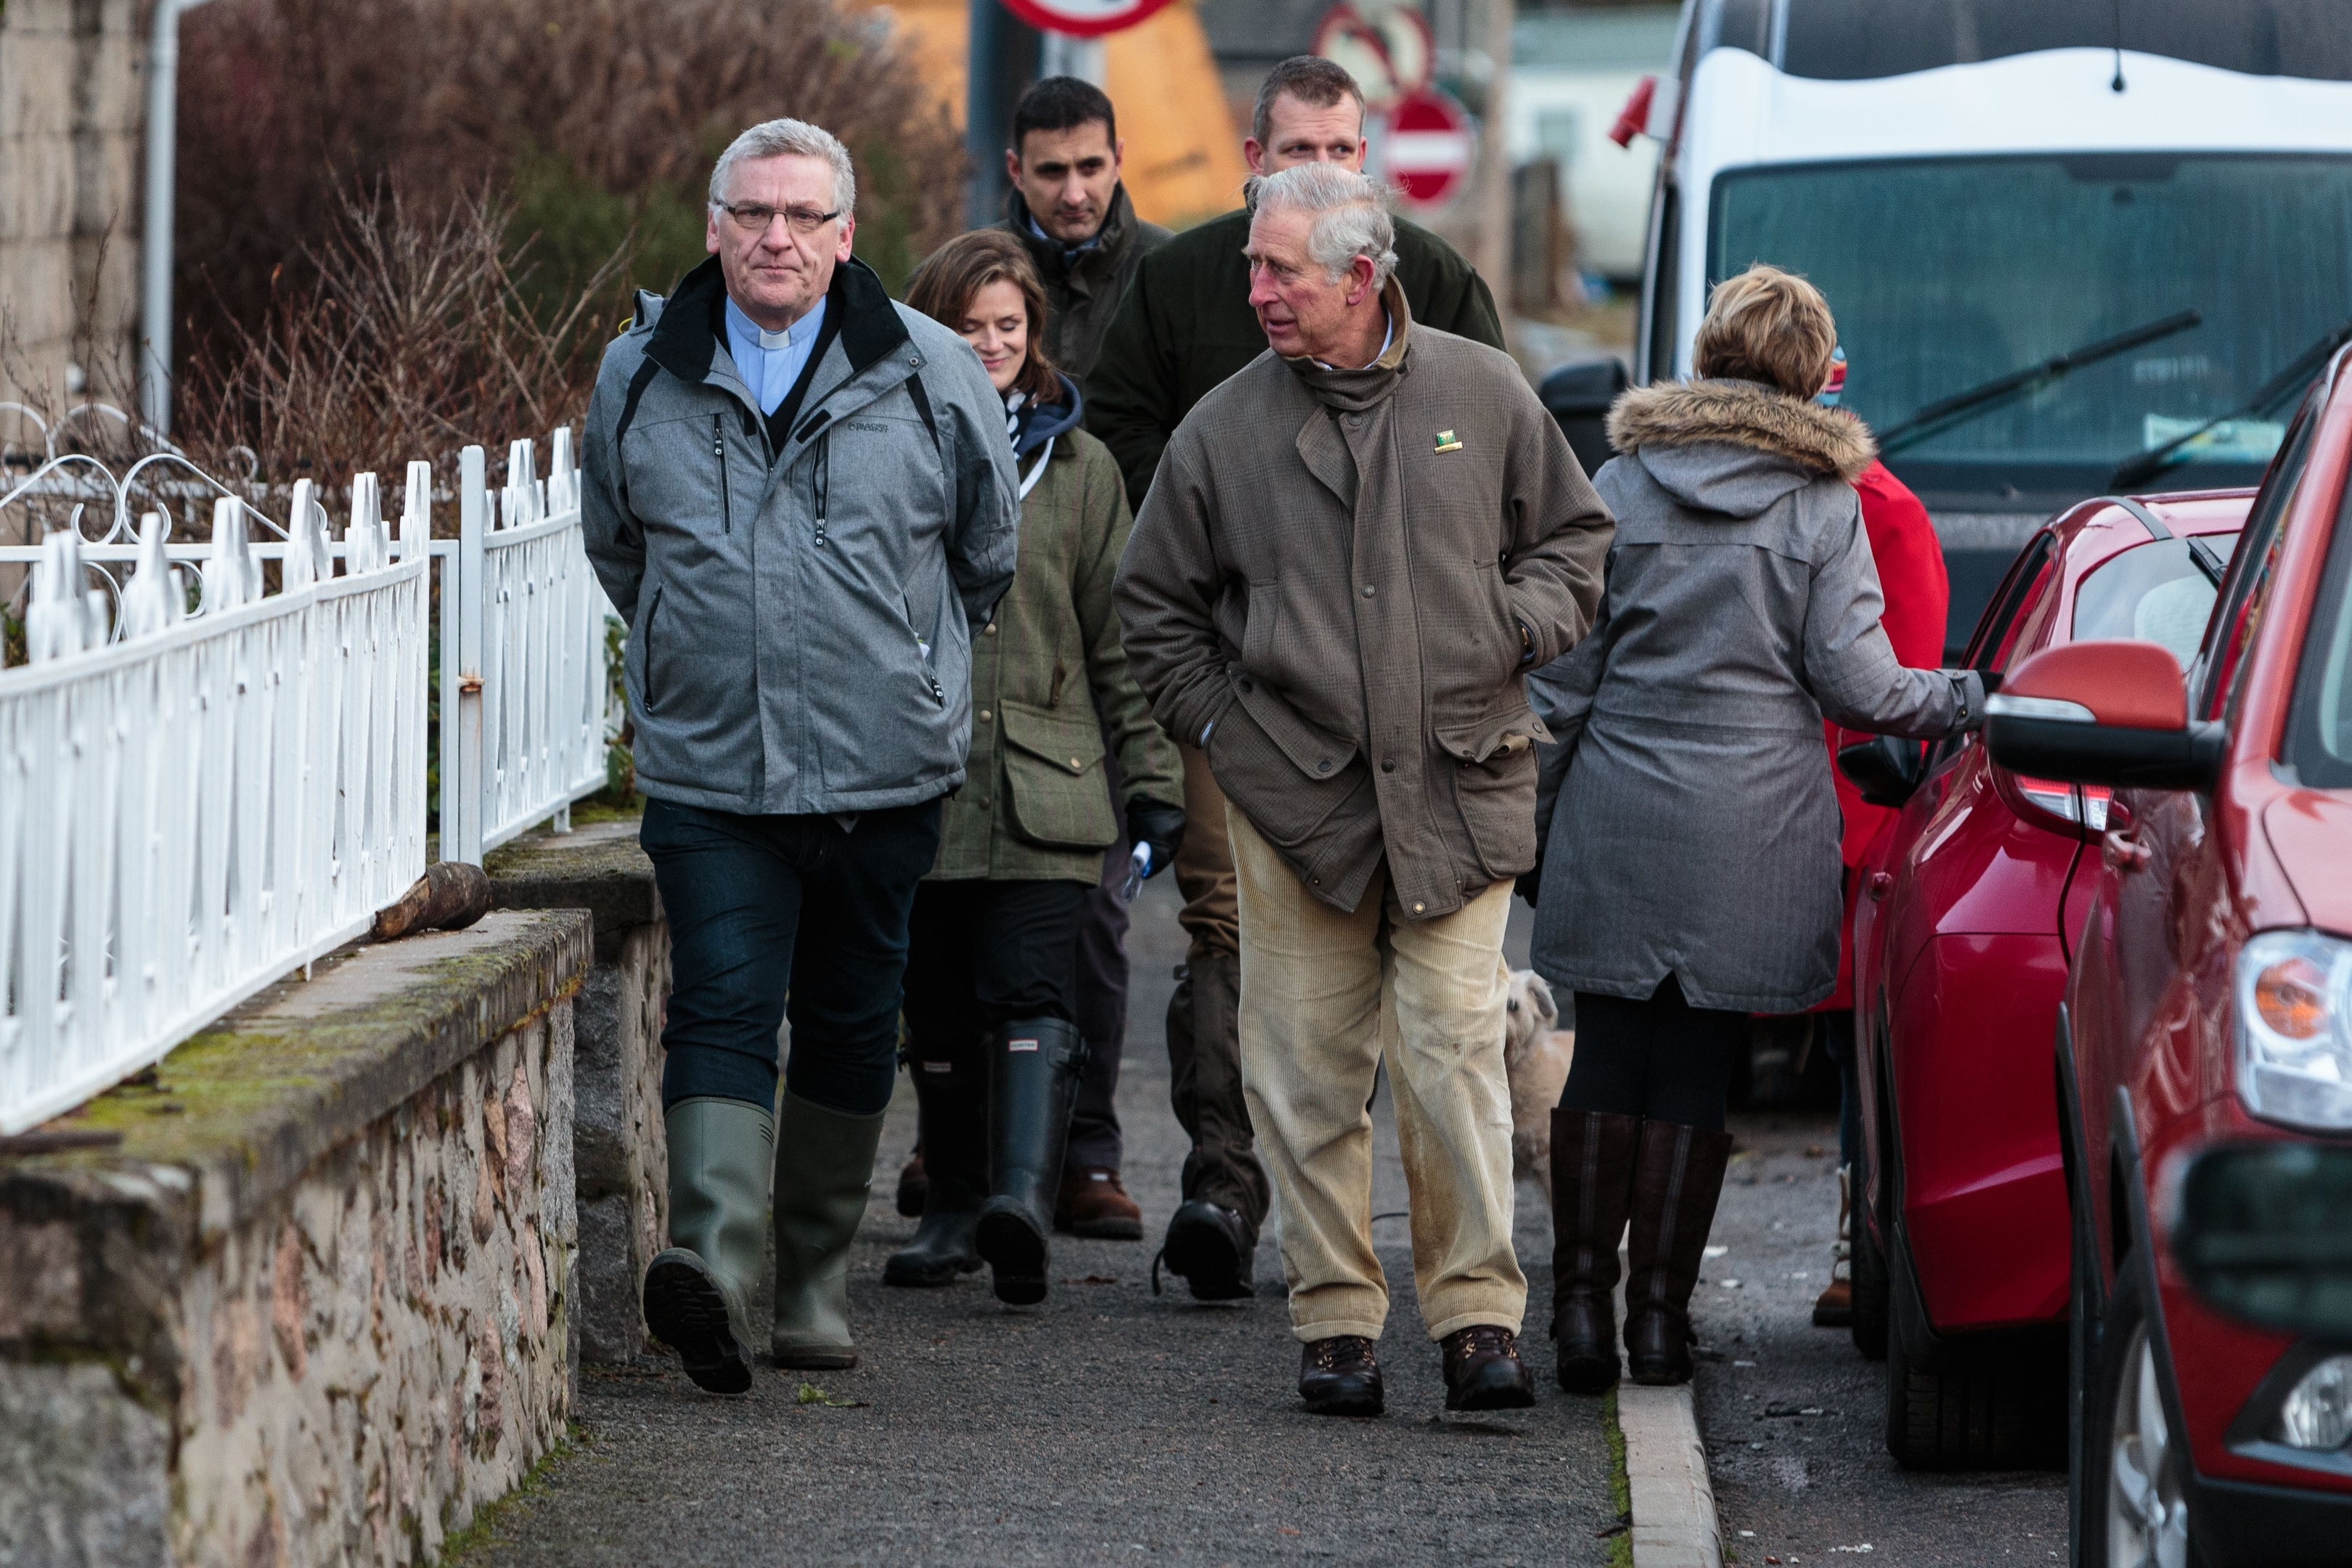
[885,1055,985,1288]
[1622,1120,1734,1387]
[1550,1108,1643,1395]
[975,1017,1087,1306]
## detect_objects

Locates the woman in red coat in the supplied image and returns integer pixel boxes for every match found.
[1811,350,1949,1327]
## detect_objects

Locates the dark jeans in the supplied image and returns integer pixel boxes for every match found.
[1823,1009,1861,1169]
[1559,976,1747,1131]
[641,796,942,1116]
[902,878,1089,1070]
[1068,746,1130,1173]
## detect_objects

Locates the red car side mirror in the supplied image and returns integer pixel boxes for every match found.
[1984,639,2224,791]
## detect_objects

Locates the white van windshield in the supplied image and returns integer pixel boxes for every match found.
[1707,154,2352,497]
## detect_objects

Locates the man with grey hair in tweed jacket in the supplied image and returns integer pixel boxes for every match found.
[1115,161,1614,1418]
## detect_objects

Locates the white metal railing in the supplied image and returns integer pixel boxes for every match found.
[0,428,617,1134]
[439,433,617,865]
[0,478,430,1133]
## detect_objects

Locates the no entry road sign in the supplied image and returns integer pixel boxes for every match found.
[1381,88,1473,209]
[1000,0,1176,36]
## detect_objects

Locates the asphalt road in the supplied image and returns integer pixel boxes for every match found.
[462,878,1624,1566]
[1691,1111,2067,1567]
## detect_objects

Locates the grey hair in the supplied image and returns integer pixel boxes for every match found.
[1247,163,1398,289]
[709,118,857,216]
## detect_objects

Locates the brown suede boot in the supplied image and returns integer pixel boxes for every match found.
[1622,1120,1734,1387]
[1055,1167,1144,1239]
[1549,1108,1643,1395]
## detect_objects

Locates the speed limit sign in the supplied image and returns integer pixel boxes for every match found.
[1000,0,1177,36]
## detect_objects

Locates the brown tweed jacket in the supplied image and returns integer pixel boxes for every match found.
[1114,283,1614,920]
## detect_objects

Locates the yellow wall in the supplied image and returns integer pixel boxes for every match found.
[858,0,1248,228]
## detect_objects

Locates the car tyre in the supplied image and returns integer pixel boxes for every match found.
[2076,1263,2204,1568]
[1884,1335,2063,1471]
[1849,1205,1890,1360]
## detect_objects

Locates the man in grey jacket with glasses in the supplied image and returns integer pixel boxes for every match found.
[581,117,1018,1394]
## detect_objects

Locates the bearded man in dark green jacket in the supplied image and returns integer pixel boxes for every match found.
[1085,54,1505,1307]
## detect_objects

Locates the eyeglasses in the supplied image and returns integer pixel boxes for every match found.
[716,201,842,237]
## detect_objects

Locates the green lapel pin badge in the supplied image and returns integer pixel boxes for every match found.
[1434,429,1463,453]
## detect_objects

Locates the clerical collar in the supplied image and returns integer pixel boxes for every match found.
[725,295,819,351]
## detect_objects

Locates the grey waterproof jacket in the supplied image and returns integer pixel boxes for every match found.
[1527,380,1984,1013]
[583,255,1019,815]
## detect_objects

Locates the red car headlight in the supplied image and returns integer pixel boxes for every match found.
[2237,931,2352,1131]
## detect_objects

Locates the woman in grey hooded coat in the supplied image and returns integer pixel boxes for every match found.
[1527,266,1986,1393]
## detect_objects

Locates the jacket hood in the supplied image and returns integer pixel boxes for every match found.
[637,252,909,401]
[1012,372,1084,458]
[1606,379,1876,517]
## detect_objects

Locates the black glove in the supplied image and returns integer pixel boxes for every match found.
[1125,797,1185,879]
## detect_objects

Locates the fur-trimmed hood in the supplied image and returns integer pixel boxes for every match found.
[1604,378,1876,519]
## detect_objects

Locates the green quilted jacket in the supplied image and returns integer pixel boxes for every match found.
[930,404,1182,883]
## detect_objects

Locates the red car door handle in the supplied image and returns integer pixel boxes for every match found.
[2103,829,2152,873]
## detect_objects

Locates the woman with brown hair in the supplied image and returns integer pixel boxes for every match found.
[883,229,1185,1305]
[1527,264,1985,1392]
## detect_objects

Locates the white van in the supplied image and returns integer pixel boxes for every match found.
[1590,0,2352,652]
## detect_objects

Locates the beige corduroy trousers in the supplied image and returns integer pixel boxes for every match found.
[1228,806,1527,1344]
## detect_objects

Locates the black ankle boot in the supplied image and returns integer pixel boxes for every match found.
[1549,1108,1642,1395]
[1158,1200,1255,1300]
[1622,1121,1734,1387]
[885,1055,985,1288]
[975,1018,1087,1305]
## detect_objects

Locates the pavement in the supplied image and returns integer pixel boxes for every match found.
[1690,1111,2067,1567]
[460,878,1627,1566]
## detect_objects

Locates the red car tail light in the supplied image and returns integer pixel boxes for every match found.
[1992,769,2112,836]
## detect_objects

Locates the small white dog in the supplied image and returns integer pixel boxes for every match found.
[1503,968,1576,1201]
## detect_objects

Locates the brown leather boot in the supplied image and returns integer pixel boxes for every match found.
[895,1146,927,1219]
[1622,1120,1734,1387]
[1055,1167,1144,1239]
[1549,1108,1643,1394]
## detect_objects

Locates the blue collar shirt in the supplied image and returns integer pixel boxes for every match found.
[723,294,828,416]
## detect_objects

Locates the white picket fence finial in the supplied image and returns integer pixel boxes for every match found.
[121,510,186,640]
[202,495,260,612]
[26,526,108,661]
[399,460,430,560]
[348,473,386,575]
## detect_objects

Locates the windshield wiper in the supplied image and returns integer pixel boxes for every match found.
[2108,318,2352,491]
[2186,536,2228,587]
[1879,309,2203,454]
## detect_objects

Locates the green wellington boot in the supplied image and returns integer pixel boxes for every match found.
[884,1053,986,1288]
[642,1096,774,1395]
[975,1017,1087,1306]
[771,1090,888,1369]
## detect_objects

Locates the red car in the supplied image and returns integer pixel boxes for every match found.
[1987,345,2352,1565]
[1845,489,2251,1469]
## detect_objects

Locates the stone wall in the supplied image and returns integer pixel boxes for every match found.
[0,910,590,1568]
[486,819,669,1364]
[0,0,144,417]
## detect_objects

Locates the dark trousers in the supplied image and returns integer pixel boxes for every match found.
[1558,976,1747,1132]
[902,878,1089,1071]
[1068,746,1130,1173]
[1823,1009,1861,1169]
[641,796,943,1116]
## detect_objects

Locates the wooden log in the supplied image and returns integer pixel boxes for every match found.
[372,862,494,940]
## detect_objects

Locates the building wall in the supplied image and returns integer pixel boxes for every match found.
[0,0,145,423]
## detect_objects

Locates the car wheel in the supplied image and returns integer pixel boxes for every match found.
[1884,1331,2062,1471]
[1849,1204,1890,1361]
[2077,1266,2202,1568]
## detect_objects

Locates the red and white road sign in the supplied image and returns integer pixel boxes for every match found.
[1381,89,1474,209]
[1000,0,1175,37]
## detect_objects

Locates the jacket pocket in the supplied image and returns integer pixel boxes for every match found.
[640,586,665,712]
[998,700,1118,849]
[1436,706,1552,878]
[1206,682,1365,850]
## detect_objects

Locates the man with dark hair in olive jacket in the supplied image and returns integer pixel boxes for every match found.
[1085,54,1505,1306]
